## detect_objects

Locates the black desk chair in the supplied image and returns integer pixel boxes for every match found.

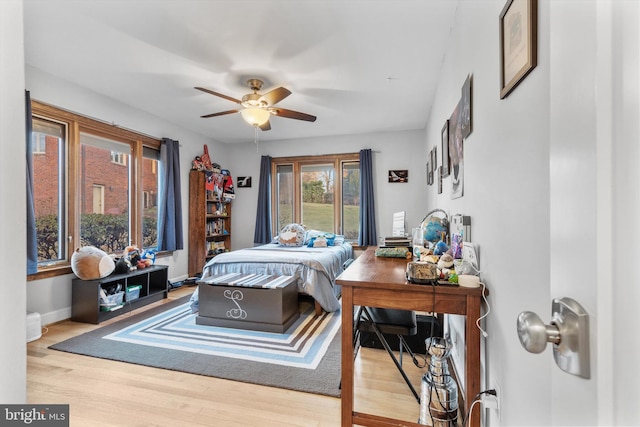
[353,306,421,402]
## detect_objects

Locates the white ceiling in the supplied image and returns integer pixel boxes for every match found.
[24,0,458,144]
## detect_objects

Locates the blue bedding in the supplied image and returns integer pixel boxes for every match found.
[190,243,353,313]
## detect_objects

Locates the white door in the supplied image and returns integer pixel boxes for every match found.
[547,1,639,425]
[93,184,104,214]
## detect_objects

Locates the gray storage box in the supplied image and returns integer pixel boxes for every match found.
[196,274,299,333]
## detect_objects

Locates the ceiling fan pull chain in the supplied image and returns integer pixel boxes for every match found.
[254,125,259,152]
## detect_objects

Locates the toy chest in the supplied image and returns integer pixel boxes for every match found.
[196,274,299,333]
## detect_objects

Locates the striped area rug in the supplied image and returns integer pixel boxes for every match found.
[104,297,340,369]
[50,295,342,397]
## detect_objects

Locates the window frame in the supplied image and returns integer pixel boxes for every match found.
[29,100,161,280]
[271,153,359,239]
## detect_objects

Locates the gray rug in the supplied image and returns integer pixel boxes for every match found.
[50,295,342,397]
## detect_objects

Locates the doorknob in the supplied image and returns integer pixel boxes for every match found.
[516,297,590,379]
[516,311,561,353]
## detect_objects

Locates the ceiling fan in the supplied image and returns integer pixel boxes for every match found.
[195,79,316,131]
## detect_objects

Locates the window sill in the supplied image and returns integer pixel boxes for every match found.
[28,265,73,281]
[28,250,175,281]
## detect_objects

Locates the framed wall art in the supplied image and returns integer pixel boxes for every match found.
[388,170,408,183]
[449,99,464,199]
[441,119,450,178]
[461,74,472,138]
[499,0,538,99]
[237,176,252,188]
[431,146,437,175]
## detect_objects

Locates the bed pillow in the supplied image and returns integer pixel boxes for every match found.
[304,229,323,245]
[307,233,336,247]
[279,223,306,246]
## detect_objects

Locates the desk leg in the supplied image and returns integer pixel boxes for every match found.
[465,294,482,427]
[341,287,354,426]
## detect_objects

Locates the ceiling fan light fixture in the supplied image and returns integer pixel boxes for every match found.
[240,108,270,127]
[241,93,268,108]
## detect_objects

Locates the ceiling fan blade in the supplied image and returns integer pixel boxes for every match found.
[260,87,291,106]
[272,108,317,122]
[200,109,239,118]
[259,120,271,131]
[194,86,241,104]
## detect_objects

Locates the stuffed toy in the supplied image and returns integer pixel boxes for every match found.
[114,256,133,274]
[71,246,115,280]
[141,249,156,267]
[113,246,143,274]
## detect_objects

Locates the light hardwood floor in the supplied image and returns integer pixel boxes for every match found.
[27,286,428,426]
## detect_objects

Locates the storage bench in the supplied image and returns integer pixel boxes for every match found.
[195,273,299,333]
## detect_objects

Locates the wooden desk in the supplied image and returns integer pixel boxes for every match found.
[337,247,486,427]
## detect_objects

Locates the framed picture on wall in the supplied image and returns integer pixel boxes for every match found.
[437,166,443,194]
[431,147,437,176]
[449,99,464,199]
[237,176,252,188]
[388,170,408,183]
[499,0,538,99]
[426,160,432,185]
[441,120,450,177]
[461,74,472,138]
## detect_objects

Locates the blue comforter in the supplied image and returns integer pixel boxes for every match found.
[190,243,353,313]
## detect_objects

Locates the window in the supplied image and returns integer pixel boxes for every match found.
[31,117,66,266]
[110,151,127,166]
[30,101,162,278]
[275,164,294,227]
[272,153,360,241]
[301,163,335,231]
[32,132,47,154]
[141,147,159,249]
[342,161,360,240]
[80,133,131,252]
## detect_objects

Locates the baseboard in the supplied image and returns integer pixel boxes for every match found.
[169,274,188,285]
[39,274,187,326]
[40,307,72,326]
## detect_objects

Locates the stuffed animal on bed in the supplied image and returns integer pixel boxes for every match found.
[71,246,115,280]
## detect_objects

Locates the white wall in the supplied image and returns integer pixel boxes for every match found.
[225,130,428,249]
[0,0,27,403]
[422,0,551,425]
[422,1,640,426]
[25,67,229,323]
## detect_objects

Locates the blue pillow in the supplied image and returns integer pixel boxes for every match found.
[307,234,336,247]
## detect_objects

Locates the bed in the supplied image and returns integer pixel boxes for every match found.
[189,241,353,314]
